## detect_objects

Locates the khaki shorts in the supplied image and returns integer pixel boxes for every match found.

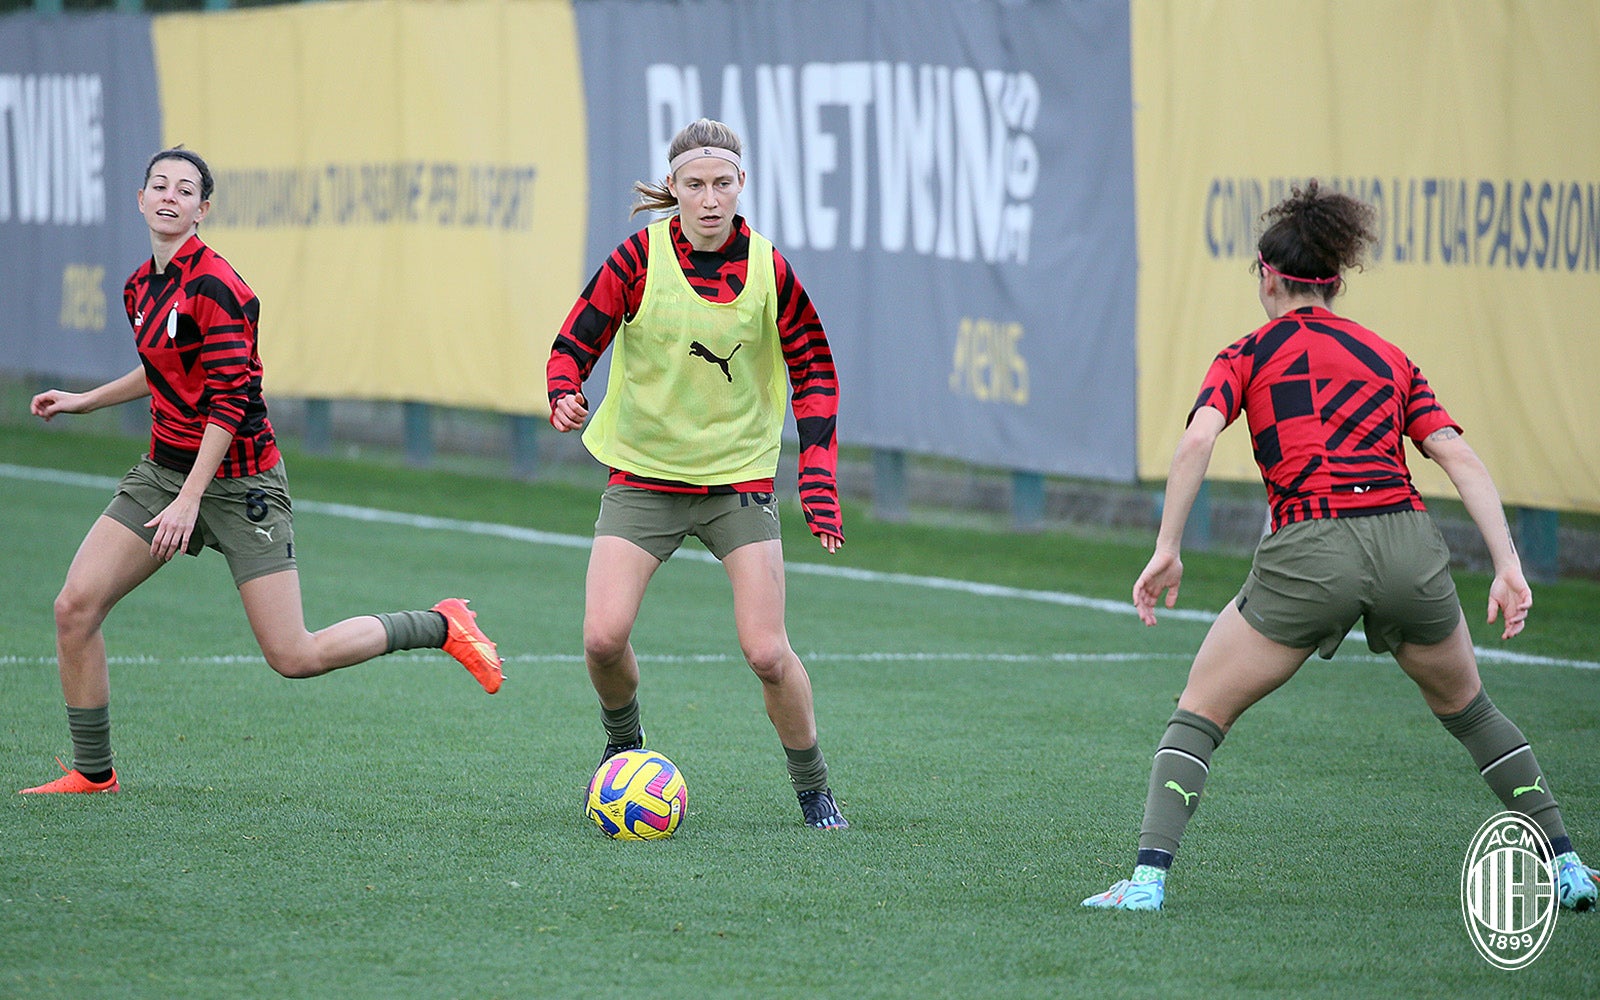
[595,484,782,562]
[1235,509,1461,659]
[105,458,297,586]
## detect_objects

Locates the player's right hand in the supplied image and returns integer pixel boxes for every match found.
[1133,548,1184,626]
[30,389,87,421]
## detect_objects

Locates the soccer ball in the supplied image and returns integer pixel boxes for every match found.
[585,749,687,840]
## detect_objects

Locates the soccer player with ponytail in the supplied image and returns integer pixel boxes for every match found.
[547,119,848,829]
[1083,181,1595,911]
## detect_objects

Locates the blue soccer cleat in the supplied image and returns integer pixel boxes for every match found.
[1554,851,1596,911]
[1082,864,1166,911]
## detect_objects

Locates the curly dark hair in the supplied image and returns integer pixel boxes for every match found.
[1256,180,1378,298]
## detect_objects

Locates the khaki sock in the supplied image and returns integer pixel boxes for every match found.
[784,742,829,793]
[602,698,642,745]
[374,610,448,653]
[1137,709,1225,865]
[1438,689,1569,852]
[66,704,113,779]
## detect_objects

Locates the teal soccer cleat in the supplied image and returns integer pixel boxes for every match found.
[1082,864,1166,911]
[1554,851,1596,911]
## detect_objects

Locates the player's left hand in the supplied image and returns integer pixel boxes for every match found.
[1486,567,1532,640]
[550,392,588,432]
[817,531,842,554]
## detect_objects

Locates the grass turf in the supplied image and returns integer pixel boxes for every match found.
[1,424,1595,998]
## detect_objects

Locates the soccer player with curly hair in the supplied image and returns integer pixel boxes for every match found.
[1083,181,1595,911]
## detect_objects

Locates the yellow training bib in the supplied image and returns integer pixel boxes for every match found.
[583,219,787,484]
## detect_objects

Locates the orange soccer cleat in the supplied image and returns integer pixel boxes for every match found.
[432,598,504,694]
[20,758,119,795]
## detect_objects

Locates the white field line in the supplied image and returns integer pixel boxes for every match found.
[4,462,1595,672]
[0,651,1194,667]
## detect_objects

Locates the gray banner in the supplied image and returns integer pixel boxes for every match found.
[0,13,160,382]
[575,0,1135,480]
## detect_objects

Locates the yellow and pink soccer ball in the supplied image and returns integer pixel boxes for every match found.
[585,749,687,840]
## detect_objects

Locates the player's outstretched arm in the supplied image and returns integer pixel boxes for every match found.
[30,366,149,421]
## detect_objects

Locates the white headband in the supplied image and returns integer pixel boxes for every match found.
[668,146,742,176]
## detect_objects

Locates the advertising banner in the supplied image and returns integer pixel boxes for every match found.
[575,0,1137,479]
[150,0,586,415]
[1133,0,1600,513]
[0,13,160,381]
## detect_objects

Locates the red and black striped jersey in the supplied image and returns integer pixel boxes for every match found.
[1190,306,1458,531]
[124,234,279,478]
[548,215,841,538]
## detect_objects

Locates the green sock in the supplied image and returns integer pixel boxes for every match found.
[374,610,448,653]
[601,698,642,745]
[1438,689,1568,847]
[1137,709,1225,862]
[784,742,829,793]
[66,704,113,780]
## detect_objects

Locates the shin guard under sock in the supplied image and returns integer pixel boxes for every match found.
[1438,689,1570,854]
[601,698,642,746]
[1137,708,1226,867]
[784,742,829,793]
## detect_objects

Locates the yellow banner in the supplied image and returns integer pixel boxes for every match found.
[1134,0,1600,513]
[152,0,585,416]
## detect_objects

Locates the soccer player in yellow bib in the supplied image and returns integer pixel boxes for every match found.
[547,119,847,829]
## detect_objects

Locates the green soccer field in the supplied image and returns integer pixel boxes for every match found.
[2,425,1596,999]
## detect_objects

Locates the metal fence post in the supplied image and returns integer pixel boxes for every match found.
[1517,507,1560,583]
[1011,471,1044,532]
[403,402,433,467]
[510,414,540,479]
[873,448,908,522]
[302,398,332,455]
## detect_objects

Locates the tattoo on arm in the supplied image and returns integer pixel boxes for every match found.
[1420,426,1460,459]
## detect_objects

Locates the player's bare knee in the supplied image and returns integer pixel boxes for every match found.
[583,623,631,667]
[53,585,106,640]
[262,645,322,679]
[743,642,794,684]
[51,589,80,633]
